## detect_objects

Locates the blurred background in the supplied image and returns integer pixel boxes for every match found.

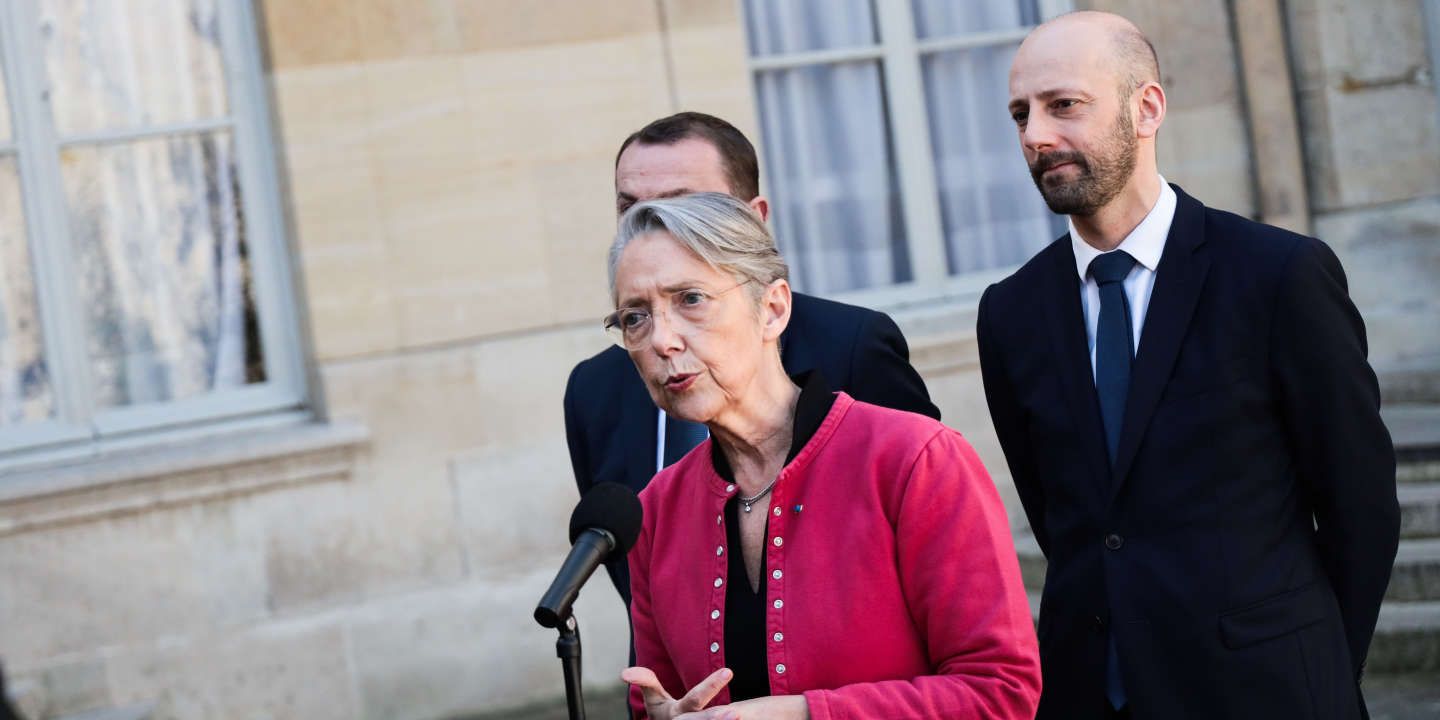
[0,0,1436,718]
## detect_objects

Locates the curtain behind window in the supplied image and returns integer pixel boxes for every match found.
[915,0,1064,274]
[745,0,909,295]
[744,0,1064,294]
[42,0,262,411]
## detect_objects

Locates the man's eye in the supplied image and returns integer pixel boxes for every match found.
[1053,99,1079,110]
[1011,110,1028,125]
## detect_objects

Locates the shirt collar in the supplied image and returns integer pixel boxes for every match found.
[1069,175,1176,280]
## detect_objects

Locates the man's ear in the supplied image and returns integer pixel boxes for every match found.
[748,195,771,223]
[1135,82,1166,140]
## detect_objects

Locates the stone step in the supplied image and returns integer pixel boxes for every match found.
[1017,534,1440,602]
[1368,601,1440,673]
[1015,591,1440,674]
[1398,459,1440,485]
[1015,581,1439,672]
[1016,540,1439,673]
[1385,404,1440,468]
[1379,365,1440,406]
[1386,538,1440,602]
[1399,483,1440,538]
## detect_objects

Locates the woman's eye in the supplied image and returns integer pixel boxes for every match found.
[679,291,707,306]
[621,311,649,329]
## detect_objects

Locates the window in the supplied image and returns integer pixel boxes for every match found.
[0,1,304,463]
[743,0,1069,295]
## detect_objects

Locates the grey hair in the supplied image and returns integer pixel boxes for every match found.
[608,192,789,300]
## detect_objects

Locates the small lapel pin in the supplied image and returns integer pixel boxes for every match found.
[792,504,804,514]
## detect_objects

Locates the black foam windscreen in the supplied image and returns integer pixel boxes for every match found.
[568,482,643,555]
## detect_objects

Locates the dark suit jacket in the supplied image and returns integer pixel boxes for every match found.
[564,291,939,606]
[977,186,1399,720]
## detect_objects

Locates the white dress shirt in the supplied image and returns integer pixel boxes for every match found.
[1069,176,1177,377]
[656,409,708,473]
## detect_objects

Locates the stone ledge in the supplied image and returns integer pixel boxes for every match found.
[909,331,980,376]
[1381,365,1440,406]
[886,290,985,377]
[0,422,370,538]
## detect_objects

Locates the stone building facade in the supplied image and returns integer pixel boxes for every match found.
[0,1,1434,718]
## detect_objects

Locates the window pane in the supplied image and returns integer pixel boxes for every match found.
[922,43,1063,275]
[755,62,910,294]
[40,0,230,137]
[911,0,1039,40]
[744,0,877,56]
[0,156,55,426]
[61,132,265,409]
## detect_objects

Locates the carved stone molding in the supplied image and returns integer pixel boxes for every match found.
[0,422,369,538]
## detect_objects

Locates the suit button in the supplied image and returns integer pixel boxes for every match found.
[1105,533,1123,550]
[1094,615,1107,629]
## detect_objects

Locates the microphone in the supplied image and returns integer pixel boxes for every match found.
[534,482,643,628]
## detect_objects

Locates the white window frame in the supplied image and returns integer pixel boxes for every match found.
[744,0,1073,310]
[0,1,308,469]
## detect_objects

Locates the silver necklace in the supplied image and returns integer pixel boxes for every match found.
[739,477,781,513]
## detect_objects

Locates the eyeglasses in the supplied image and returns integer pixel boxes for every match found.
[604,281,751,350]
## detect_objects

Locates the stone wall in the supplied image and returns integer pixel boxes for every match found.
[1081,0,1257,217]
[2,2,758,718]
[1087,0,1440,388]
[254,1,761,714]
[1286,0,1440,389]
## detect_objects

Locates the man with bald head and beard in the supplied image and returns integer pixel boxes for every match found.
[977,11,1398,720]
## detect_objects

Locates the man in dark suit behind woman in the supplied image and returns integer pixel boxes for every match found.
[979,11,1399,720]
[564,112,939,607]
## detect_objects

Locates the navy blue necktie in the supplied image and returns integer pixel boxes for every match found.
[1089,249,1136,711]
[1091,250,1137,464]
[663,414,708,467]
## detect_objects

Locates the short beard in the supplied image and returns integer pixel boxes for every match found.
[1029,107,1138,216]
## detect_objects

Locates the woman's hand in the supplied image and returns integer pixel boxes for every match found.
[674,695,810,720]
[622,666,732,720]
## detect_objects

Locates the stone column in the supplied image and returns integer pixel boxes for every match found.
[1231,0,1311,234]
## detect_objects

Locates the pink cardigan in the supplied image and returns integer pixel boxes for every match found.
[628,393,1040,719]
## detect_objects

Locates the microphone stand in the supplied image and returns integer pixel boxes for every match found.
[555,614,586,720]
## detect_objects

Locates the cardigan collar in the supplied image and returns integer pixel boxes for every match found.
[710,371,836,484]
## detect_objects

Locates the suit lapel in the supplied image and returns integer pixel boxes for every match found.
[1109,187,1210,498]
[1043,238,1113,496]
